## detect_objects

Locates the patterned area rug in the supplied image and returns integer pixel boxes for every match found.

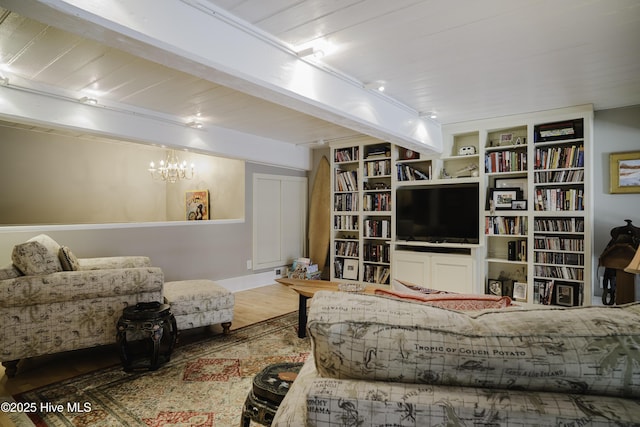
[12,312,309,426]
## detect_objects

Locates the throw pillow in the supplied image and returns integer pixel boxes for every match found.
[58,246,80,271]
[375,288,512,310]
[11,241,61,275]
[27,234,63,272]
[0,264,23,280]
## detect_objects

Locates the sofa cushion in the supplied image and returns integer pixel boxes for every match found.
[375,288,512,310]
[307,291,640,399]
[11,241,61,275]
[0,264,23,280]
[58,246,80,271]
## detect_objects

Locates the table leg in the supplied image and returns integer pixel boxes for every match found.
[298,294,309,338]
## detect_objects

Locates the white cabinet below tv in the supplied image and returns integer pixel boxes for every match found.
[392,249,477,294]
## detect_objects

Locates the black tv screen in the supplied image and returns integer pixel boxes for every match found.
[396,183,479,244]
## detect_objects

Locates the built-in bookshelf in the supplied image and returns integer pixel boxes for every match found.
[444,106,592,305]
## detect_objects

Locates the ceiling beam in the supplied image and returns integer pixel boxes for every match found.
[3,0,442,155]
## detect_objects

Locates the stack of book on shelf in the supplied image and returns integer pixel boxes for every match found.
[335,147,358,162]
[396,164,429,181]
[335,169,358,192]
[363,243,390,263]
[534,218,584,232]
[365,159,391,176]
[366,146,390,159]
[334,193,358,211]
[364,264,390,284]
[288,257,321,280]
[363,219,390,238]
[535,169,584,183]
[485,216,527,235]
[534,145,584,170]
[336,241,359,257]
[363,193,391,211]
[534,188,584,211]
[485,151,527,173]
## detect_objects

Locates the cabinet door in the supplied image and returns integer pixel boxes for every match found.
[392,251,430,286]
[430,254,475,293]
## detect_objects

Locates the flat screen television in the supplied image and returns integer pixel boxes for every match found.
[396,183,479,244]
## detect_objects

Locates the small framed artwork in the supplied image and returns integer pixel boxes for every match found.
[186,189,209,220]
[555,282,580,306]
[511,199,527,210]
[499,133,514,146]
[610,151,640,194]
[490,188,521,210]
[487,278,503,296]
[495,177,528,199]
[513,282,527,301]
[342,259,359,280]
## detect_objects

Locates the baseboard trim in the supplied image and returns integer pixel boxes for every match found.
[217,271,277,293]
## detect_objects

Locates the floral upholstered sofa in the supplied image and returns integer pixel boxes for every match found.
[273,289,640,426]
[0,234,164,377]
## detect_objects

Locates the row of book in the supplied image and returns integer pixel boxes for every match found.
[534,145,584,170]
[534,217,585,233]
[397,164,430,181]
[485,151,527,173]
[534,265,584,281]
[363,193,391,212]
[534,251,584,266]
[535,169,584,184]
[335,169,358,192]
[534,236,584,251]
[534,188,584,211]
[334,193,358,211]
[363,219,390,238]
[363,265,390,284]
[363,243,390,263]
[334,215,359,230]
[364,159,392,177]
[335,147,359,163]
[335,241,358,258]
[485,216,528,235]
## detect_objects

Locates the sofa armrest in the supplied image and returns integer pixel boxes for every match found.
[78,256,152,270]
[0,267,163,307]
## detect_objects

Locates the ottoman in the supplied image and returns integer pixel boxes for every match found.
[163,280,234,333]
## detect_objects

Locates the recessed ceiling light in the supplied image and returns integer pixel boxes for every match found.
[187,121,203,129]
[420,111,437,119]
[365,82,386,92]
[0,76,8,86]
[79,96,98,105]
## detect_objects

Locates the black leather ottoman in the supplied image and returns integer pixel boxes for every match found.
[241,362,304,426]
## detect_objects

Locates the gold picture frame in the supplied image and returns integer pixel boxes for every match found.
[610,151,640,194]
[185,189,209,220]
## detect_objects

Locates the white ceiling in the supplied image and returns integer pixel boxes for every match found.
[0,0,639,150]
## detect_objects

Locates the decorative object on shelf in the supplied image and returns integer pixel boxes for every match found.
[487,279,503,296]
[511,199,527,210]
[400,148,419,160]
[514,136,526,145]
[458,146,476,156]
[499,133,513,146]
[342,259,359,280]
[609,151,640,194]
[495,177,528,199]
[185,190,209,220]
[148,149,195,183]
[513,282,527,301]
[555,282,580,306]
[490,188,521,210]
[454,163,478,178]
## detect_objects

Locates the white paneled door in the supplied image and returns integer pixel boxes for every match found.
[253,174,307,270]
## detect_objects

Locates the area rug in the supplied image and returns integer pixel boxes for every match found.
[12,312,309,426]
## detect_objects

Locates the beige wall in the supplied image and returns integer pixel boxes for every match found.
[0,125,244,225]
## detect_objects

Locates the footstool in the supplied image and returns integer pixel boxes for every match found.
[241,362,304,426]
[163,279,234,333]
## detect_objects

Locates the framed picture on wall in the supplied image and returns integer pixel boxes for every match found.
[490,188,521,210]
[610,151,640,193]
[186,189,209,220]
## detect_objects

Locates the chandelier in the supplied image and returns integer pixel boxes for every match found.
[148,150,195,183]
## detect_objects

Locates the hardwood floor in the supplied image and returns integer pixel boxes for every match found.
[0,283,299,414]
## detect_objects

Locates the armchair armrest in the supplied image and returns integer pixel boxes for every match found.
[0,267,163,307]
[78,256,152,270]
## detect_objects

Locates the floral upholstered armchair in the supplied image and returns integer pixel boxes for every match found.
[0,234,164,377]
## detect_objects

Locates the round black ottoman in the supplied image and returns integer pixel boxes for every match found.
[116,301,178,372]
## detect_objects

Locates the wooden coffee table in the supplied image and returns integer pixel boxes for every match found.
[276,278,384,338]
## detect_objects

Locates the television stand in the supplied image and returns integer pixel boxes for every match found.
[391,243,480,294]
